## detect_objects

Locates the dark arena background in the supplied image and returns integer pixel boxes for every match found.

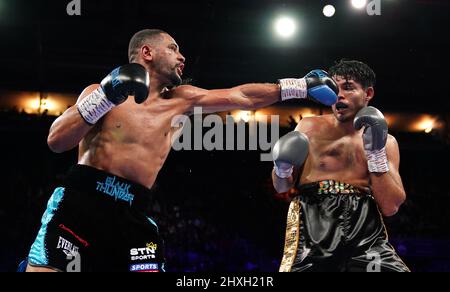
[1,0,449,272]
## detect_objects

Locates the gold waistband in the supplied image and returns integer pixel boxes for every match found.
[299,180,363,195]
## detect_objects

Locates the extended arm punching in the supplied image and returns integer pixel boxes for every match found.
[182,70,338,114]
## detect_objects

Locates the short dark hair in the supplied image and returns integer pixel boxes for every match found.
[329,59,376,89]
[128,29,167,62]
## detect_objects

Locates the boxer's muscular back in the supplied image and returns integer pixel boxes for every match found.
[78,86,190,189]
[297,115,370,190]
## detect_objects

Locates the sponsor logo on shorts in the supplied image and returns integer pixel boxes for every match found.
[130,242,158,261]
[96,176,135,206]
[57,236,79,257]
[130,263,159,272]
[59,224,90,248]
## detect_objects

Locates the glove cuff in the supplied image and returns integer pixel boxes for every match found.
[77,87,116,125]
[274,163,294,179]
[279,78,307,101]
[366,147,389,173]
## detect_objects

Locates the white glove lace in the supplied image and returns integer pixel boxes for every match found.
[279,78,307,101]
[77,87,115,125]
[274,162,294,179]
[366,147,389,173]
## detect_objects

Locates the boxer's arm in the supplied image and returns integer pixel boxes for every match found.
[47,84,99,153]
[370,135,406,217]
[175,69,338,114]
[174,84,281,114]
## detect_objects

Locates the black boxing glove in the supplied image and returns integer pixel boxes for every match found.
[354,106,389,173]
[77,63,150,125]
[272,131,309,178]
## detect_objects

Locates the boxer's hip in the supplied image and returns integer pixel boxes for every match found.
[27,164,164,272]
[279,180,408,272]
[63,164,153,210]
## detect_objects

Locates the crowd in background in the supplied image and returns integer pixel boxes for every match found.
[1,110,449,272]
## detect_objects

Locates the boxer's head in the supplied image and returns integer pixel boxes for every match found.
[128,29,185,88]
[329,60,376,122]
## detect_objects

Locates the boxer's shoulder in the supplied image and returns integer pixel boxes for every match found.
[167,85,206,100]
[386,134,399,149]
[296,114,332,133]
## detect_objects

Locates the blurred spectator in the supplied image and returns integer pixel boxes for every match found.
[0,111,449,272]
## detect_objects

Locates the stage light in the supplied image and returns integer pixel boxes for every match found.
[274,16,297,39]
[237,111,252,123]
[416,117,436,134]
[422,120,435,134]
[351,0,367,9]
[323,5,336,17]
[254,111,267,123]
[27,97,57,113]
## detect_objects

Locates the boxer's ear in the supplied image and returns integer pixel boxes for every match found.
[141,45,154,62]
[365,87,374,104]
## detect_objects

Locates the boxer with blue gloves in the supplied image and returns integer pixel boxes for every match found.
[26,28,338,272]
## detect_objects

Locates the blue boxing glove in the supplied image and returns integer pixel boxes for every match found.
[279,70,338,106]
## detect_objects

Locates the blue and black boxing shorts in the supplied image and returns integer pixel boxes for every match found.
[279,180,410,272]
[27,164,165,272]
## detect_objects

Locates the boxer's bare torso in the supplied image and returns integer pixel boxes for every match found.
[296,114,394,191]
[76,80,281,189]
[78,86,199,189]
[27,29,337,272]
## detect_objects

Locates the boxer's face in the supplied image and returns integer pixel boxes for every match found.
[331,75,373,122]
[152,33,185,87]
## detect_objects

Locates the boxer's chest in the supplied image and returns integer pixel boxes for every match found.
[103,97,184,146]
[309,133,367,172]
